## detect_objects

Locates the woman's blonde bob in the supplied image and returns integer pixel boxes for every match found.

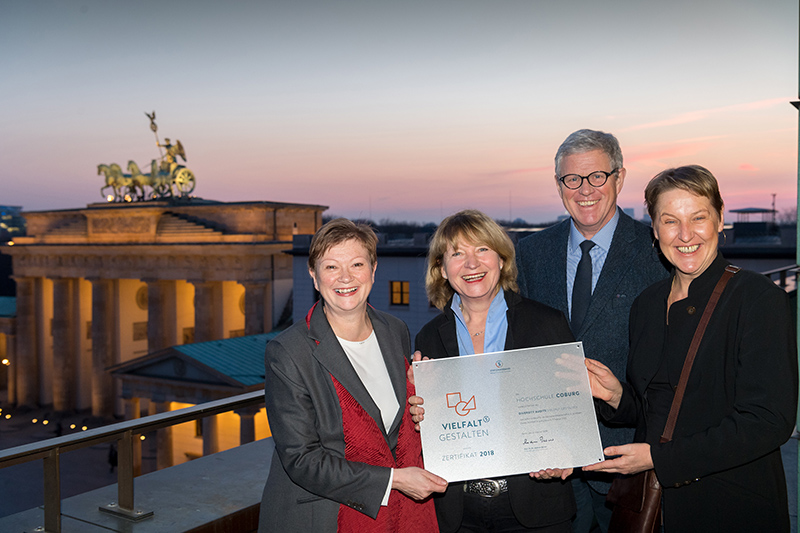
[426,209,518,310]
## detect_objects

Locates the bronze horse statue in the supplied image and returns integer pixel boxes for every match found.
[127,160,172,199]
[98,163,130,201]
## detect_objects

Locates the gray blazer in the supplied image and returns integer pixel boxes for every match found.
[516,210,669,490]
[258,304,412,533]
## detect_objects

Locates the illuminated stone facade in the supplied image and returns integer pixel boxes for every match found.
[2,199,325,418]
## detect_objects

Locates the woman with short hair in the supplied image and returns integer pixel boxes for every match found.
[259,218,446,533]
[584,165,797,532]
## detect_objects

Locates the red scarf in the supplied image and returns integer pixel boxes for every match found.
[305,303,438,532]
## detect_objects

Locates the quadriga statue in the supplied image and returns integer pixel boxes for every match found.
[97,111,196,202]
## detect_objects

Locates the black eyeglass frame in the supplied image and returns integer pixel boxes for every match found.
[557,169,619,190]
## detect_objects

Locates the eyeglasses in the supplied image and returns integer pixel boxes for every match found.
[558,169,619,190]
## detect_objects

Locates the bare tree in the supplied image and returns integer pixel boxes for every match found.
[778,207,797,225]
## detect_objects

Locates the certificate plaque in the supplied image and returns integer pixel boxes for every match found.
[413,343,604,482]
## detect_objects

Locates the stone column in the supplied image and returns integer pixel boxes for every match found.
[124,397,142,477]
[235,406,259,445]
[90,278,117,419]
[202,415,220,456]
[14,276,38,407]
[242,280,273,335]
[190,280,223,343]
[145,280,177,352]
[52,278,77,412]
[35,277,53,406]
[5,333,17,406]
[153,400,173,469]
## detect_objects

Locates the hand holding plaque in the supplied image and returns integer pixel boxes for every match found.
[413,342,604,482]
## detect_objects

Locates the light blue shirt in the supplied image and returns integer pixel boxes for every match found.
[566,208,620,319]
[451,288,508,356]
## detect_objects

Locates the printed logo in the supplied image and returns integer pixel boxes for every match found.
[446,392,477,416]
[495,360,503,368]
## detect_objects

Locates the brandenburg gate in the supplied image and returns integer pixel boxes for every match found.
[2,199,325,418]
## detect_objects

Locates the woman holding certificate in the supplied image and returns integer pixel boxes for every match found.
[583,166,797,532]
[259,218,446,533]
[411,210,577,533]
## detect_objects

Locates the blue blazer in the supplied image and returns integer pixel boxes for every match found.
[516,210,669,490]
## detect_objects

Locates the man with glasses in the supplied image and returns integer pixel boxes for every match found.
[516,129,668,533]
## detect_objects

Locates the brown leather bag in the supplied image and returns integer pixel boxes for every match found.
[605,265,739,533]
[607,469,662,532]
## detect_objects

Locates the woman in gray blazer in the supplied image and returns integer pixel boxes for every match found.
[259,219,446,533]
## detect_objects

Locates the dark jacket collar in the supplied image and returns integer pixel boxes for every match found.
[679,251,730,302]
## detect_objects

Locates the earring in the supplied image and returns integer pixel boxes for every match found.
[652,238,663,256]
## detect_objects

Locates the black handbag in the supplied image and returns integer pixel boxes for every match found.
[606,265,739,533]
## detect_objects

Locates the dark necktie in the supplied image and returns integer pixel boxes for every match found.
[571,240,596,333]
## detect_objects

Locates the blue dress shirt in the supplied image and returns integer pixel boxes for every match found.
[566,208,620,319]
[451,288,509,356]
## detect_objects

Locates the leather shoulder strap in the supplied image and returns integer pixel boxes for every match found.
[660,265,740,443]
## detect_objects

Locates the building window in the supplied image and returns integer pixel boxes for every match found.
[183,327,194,345]
[133,322,147,341]
[390,281,410,306]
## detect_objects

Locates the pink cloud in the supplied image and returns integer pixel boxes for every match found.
[739,163,759,171]
[625,140,712,168]
[621,97,788,132]
[626,145,697,162]
[473,165,551,178]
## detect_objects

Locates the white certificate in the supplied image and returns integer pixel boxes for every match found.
[413,343,604,482]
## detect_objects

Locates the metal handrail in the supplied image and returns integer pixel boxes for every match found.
[0,389,264,533]
[760,264,799,288]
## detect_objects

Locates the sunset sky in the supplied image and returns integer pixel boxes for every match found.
[1,0,798,223]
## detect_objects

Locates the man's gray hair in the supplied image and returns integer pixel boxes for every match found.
[554,129,623,176]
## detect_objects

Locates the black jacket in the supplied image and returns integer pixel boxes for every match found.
[598,254,797,532]
[415,290,577,533]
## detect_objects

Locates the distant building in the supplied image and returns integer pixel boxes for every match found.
[0,205,24,298]
[0,205,26,242]
[727,207,780,244]
[109,331,277,471]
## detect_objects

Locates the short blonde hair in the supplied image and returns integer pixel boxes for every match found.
[426,210,518,310]
[308,218,378,271]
